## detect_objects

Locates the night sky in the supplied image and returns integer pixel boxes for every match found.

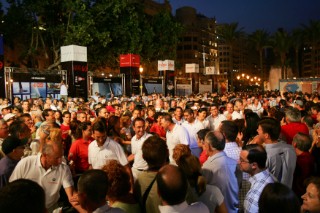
[169,0,320,33]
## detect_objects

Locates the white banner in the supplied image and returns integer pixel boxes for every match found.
[158,60,175,71]
[61,45,87,62]
[205,66,219,75]
[185,63,199,73]
[199,79,212,93]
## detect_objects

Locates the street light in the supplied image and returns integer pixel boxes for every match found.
[139,66,143,95]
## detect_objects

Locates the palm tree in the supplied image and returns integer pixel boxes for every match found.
[291,28,304,77]
[270,29,291,79]
[302,20,320,76]
[217,22,244,91]
[249,30,270,88]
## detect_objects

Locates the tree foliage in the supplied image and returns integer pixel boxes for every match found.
[2,0,183,70]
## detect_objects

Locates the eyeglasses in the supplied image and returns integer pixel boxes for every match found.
[239,158,250,164]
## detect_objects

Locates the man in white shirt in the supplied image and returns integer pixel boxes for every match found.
[161,113,190,163]
[182,108,204,157]
[224,102,243,121]
[157,164,209,213]
[59,80,68,103]
[172,107,185,125]
[10,137,74,212]
[128,117,152,181]
[207,104,226,131]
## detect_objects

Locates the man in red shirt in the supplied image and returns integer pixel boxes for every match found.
[281,108,309,145]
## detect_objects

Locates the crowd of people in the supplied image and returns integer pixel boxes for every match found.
[0,90,320,213]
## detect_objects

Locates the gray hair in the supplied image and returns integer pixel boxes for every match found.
[285,108,301,122]
[205,131,225,151]
[292,132,312,152]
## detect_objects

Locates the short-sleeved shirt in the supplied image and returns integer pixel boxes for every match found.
[182,120,205,149]
[131,133,152,170]
[166,124,190,163]
[9,154,74,209]
[88,137,128,169]
[68,138,93,173]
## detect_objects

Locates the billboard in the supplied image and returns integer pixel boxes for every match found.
[176,78,192,96]
[120,54,140,68]
[158,60,175,71]
[185,63,199,73]
[92,77,123,98]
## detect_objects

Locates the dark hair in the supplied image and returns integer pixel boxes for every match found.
[92,120,107,133]
[132,117,145,127]
[142,135,168,170]
[157,165,188,205]
[107,116,121,137]
[304,177,320,199]
[9,120,29,138]
[78,169,108,203]
[197,128,211,141]
[183,108,194,115]
[0,179,46,213]
[243,111,260,144]
[221,120,238,141]
[243,144,267,168]
[205,131,225,151]
[162,113,174,124]
[154,112,163,121]
[258,182,300,213]
[42,108,53,119]
[74,121,91,139]
[292,132,312,152]
[258,118,280,141]
[62,111,71,117]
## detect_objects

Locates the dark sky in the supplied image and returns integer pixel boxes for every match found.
[169,0,320,33]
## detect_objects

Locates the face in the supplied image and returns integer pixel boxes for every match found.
[45,146,63,167]
[77,113,87,122]
[133,120,145,139]
[98,108,108,119]
[147,109,155,118]
[256,125,266,142]
[175,108,183,117]
[226,103,234,113]
[239,150,252,173]
[302,183,320,213]
[22,102,29,110]
[47,111,55,121]
[161,118,170,130]
[14,145,26,159]
[63,114,71,124]
[132,110,141,119]
[198,111,207,120]
[184,112,194,123]
[23,117,34,129]
[82,125,92,139]
[93,130,107,146]
[210,106,219,117]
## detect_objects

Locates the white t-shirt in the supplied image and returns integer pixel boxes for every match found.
[88,138,128,169]
[182,120,205,148]
[9,154,73,209]
[60,84,68,96]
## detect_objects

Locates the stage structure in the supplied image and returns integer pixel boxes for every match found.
[4,67,66,100]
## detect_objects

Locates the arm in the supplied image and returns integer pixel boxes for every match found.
[215,201,228,213]
[124,164,134,193]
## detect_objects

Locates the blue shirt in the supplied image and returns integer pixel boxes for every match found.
[0,156,19,189]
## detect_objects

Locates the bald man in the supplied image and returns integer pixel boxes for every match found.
[157,164,209,213]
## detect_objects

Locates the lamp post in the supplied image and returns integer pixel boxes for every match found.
[139,66,143,96]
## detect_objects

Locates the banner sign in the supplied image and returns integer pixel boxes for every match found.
[158,60,174,71]
[120,54,140,68]
[61,45,87,62]
[205,66,219,75]
[185,63,199,73]
[199,79,212,93]
[176,78,192,96]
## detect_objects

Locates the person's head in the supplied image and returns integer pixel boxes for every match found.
[183,108,195,123]
[0,119,9,139]
[174,107,183,118]
[92,121,107,146]
[147,106,156,118]
[172,144,191,165]
[160,113,174,130]
[74,121,92,140]
[96,107,108,119]
[302,177,320,213]
[284,107,301,123]
[1,136,27,160]
[239,144,267,175]
[209,104,219,117]
[21,100,30,112]
[132,108,141,119]
[292,132,312,152]
[176,154,206,196]
[244,111,260,141]
[259,182,300,213]
[203,131,225,154]
[0,179,46,213]
[42,109,54,121]
[132,117,145,139]
[257,118,280,142]
[41,129,63,168]
[101,160,131,202]
[197,108,207,121]
[220,120,238,142]
[226,102,234,114]
[157,164,188,205]
[77,112,87,123]
[62,111,71,125]
[235,99,243,111]
[78,169,108,211]
[142,135,168,170]
[302,115,314,128]
[9,120,31,140]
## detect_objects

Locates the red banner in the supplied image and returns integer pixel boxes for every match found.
[120,54,140,68]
